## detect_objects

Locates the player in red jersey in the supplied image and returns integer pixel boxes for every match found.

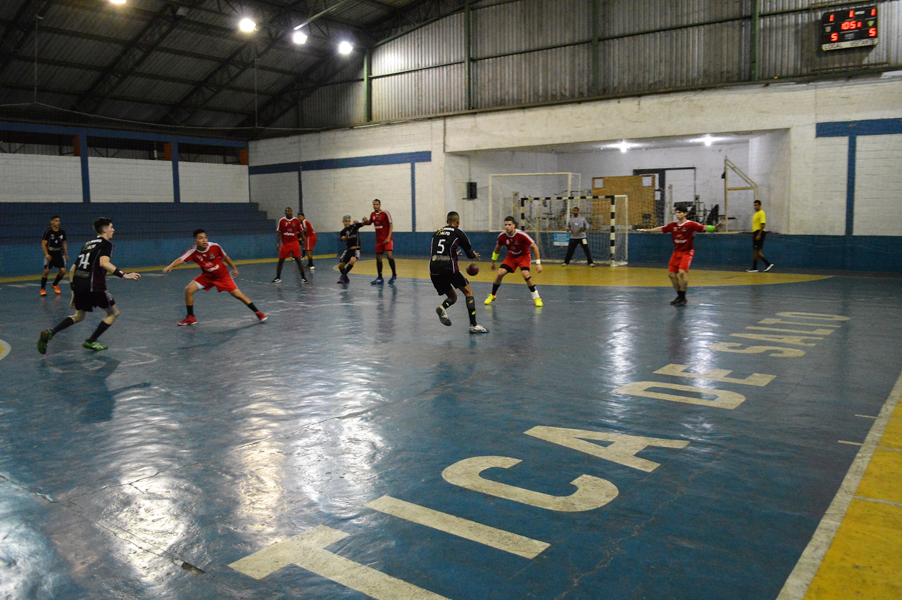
[638,205,715,306]
[163,229,266,325]
[485,216,543,307]
[272,207,308,284]
[298,212,317,271]
[361,199,397,285]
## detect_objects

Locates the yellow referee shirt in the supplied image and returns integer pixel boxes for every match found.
[752,209,766,232]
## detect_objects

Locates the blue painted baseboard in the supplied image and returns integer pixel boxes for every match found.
[2,232,899,278]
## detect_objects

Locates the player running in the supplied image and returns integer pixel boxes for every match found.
[272,207,309,284]
[299,212,317,270]
[37,218,141,354]
[337,215,364,284]
[361,199,397,285]
[638,204,715,306]
[163,229,266,325]
[485,216,543,307]
[431,212,488,334]
[40,215,69,296]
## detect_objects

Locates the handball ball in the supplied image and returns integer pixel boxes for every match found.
[466,263,479,276]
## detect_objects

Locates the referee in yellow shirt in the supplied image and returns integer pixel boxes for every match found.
[748,200,774,272]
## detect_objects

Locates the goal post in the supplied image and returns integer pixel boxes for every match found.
[519,194,629,266]
[487,172,581,232]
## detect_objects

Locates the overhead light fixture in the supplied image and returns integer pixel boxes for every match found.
[338,41,353,55]
[292,30,307,45]
[606,140,641,153]
[109,0,126,4]
[690,134,728,146]
[238,18,256,33]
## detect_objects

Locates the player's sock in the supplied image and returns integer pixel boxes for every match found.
[52,317,75,335]
[678,291,686,300]
[752,260,758,270]
[491,283,500,295]
[246,302,259,313]
[442,299,454,309]
[466,296,477,326]
[344,263,354,274]
[377,266,383,278]
[388,258,397,276]
[87,321,111,343]
[52,273,64,286]
[763,259,771,267]
[41,277,48,290]
[530,288,539,299]
[186,305,194,316]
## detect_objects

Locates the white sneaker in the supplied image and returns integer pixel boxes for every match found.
[746,269,759,273]
[469,324,489,334]
[764,264,774,272]
[436,306,452,326]
[589,263,596,267]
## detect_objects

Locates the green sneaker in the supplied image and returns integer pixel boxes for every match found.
[37,329,53,354]
[83,340,108,352]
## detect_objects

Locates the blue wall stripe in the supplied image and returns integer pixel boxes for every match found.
[79,132,90,204]
[248,163,300,176]
[845,136,857,237]
[171,141,181,204]
[816,118,902,138]
[0,121,248,148]
[410,162,417,232]
[249,151,431,176]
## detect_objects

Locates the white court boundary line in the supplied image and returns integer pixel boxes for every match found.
[777,368,902,600]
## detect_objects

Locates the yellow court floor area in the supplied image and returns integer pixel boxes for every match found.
[342,258,830,287]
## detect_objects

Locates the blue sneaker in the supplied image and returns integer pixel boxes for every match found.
[371,277,384,285]
[388,275,397,285]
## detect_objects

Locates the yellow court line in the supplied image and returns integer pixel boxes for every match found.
[779,371,902,600]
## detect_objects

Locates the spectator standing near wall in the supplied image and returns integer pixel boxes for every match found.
[562,206,594,267]
[40,215,69,296]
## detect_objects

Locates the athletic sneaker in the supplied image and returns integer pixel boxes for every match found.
[589,263,596,268]
[673,298,688,307]
[484,294,496,305]
[255,311,268,322]
[37,329,53,354]
[746,269,759,273]
[337,276,349,284]
[371,277,384,285]
[53,285,61,294]
[764,264,774,272]
[178,315,197,326]
[534,297,544,307]
[271,277,282,283]
[308,265,315,271]
[83,341,108,351]
[302,278,310,284]
[669,297,681,305]
[40,288,47,296]
[469,324,489,334]
[388,275,397,285]
[436,306,452,326]
[561,263,569,267]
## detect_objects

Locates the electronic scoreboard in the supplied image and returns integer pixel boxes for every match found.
[821,6,878,51]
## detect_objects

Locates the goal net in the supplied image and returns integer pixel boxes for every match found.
[487,172,580,232]
[519,195,629,266]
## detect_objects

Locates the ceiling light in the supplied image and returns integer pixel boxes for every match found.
[605,140,641,153]
[338,41,353,55]
[292,30,307,45]
[238,18,256,33]
[109,0,126,4]
[690,134,728,146]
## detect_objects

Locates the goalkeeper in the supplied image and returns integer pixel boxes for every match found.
[638,205,716,307]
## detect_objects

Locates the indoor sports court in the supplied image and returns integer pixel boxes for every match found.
[2,1,902,599]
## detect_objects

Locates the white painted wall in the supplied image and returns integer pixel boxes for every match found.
[749,131,791,234]
[810,137,848,236]
[0,154,82,203]
[251,172,299,222]
[855,134,902,236]
[179,162,248,203]
[89,157,173,203]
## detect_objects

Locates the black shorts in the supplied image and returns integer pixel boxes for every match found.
[430,269,469,296]
[73,290,115,312]
[44,252,67,270]
[339,248,360,264]
[752,230,766,250]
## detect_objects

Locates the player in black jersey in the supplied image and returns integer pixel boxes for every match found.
[37,218,141,354]
[430,212,488,334]
[336,215,364,284]
[40,216,69,296]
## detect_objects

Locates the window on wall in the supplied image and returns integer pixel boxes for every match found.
[0,131,75,156]
[87,137,166,160]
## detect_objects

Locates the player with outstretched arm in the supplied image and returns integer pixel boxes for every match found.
[485,216,543,307]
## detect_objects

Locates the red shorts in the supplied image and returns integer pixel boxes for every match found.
[193,272,238,293]
[500,254,532,272]
[279,242,301,259]
[668,250,695,273]
[376,240,393,254]
[303,234,317,252]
